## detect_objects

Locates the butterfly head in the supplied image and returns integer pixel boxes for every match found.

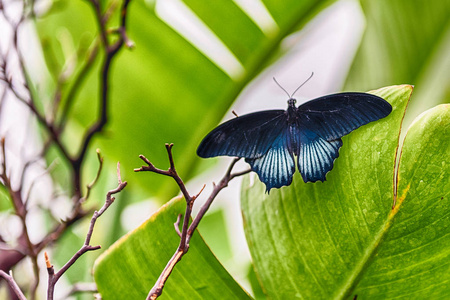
[288,98,297,107]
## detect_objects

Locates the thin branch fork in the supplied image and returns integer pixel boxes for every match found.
[135,144,251,299]
[35,148,103,254]
[1,137,40,299]
[46,162,127,300]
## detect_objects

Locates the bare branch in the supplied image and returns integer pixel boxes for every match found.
[0,0,133,297]
[78,149,104,207]
[0,270,27,300]
[136,146,250,299]
[135,144,192,202]
[174,214,182,238]
[74,0,133,170]
[0,137,40,300]
[187,163,250,244]
[46,162,127,300]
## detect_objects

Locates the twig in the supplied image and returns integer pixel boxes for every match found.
[74,0,133,174]
[0,36,73,167]
[0,138,40,300]
[46,162,127,300]
[0,0,133,296]
[174,214,182,238]
[36,150,106,253]
[135,145,250,299]
[78,149,104,206]
[186,158,245,244]
[0,270,27,300]
[35,149,103,253]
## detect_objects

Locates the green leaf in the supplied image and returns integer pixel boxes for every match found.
[344,0,450,125]
[353,103,450,298]
[241,85,415,299]
[94,196,252,299]
[0,184,12,212]
[197,207,233,263]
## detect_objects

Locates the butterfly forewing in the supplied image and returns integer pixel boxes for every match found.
[197,110,286,159]
[297,93,392,140]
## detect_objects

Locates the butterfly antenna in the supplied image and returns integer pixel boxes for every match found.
[290,72,314,98]
[273,77,291,99]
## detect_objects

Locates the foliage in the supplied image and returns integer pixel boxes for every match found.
[0,0,448,299]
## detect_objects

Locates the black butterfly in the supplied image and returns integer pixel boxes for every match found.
[197,79,392,192]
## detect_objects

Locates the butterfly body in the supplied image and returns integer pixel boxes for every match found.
[197,92,392,192]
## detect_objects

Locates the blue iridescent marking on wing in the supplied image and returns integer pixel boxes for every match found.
[297,93,392,140]
[297,129,343,182]
[197,110,285,159]
[245,130,295,192]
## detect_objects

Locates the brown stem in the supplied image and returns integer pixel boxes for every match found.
[46,163,127,300]
[0,138,39,300]
[0,0,133,293]
[0,270,27,300]
[75,0,132,170]
[135,146,251,299]
[174,214,182,237]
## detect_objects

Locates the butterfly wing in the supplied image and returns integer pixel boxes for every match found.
[245,129,295,192]
[297,92,392,140]
[296,128,343,182]
[295,93,391,182]
[197,110,286,159]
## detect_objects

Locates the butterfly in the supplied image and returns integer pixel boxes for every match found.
[197,76,392,192]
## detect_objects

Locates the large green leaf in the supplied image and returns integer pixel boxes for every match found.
[345,0,450,124]
[241,85,414,299]
[94,196,252,299]
[36,0,336,200]
[351,104,450,297]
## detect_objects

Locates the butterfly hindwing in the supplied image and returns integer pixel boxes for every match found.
[245,130,295,192]
[297,93,392,140]
[197,110,286,159]
[297,129,343,182]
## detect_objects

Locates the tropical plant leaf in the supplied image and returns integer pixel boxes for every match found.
[93,196,252,299]
[241,85,424,299]
[352,103,449,298]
